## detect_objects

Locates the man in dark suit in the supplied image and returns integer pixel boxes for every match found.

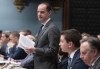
[0,31,11,59]
[59,29,88,69]
[9,45,27,60]
[9,31,27,60]
[58,49,68,69]
[26,2,60,69]
[80,37,100,69]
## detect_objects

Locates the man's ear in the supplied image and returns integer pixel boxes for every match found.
[92,49,98,56]
[49,11,51,16]
[68,41,73,48]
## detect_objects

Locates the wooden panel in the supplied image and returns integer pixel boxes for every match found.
[62,0,70,30]
[69,0,100,35]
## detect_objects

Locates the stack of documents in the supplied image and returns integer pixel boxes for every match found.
[18,34,35,50]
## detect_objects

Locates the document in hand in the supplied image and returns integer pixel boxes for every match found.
[18,34,35,50]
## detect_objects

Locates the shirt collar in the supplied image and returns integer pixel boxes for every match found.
[91,56,100,66]
[41,18,51,26]
[69,48,79,59]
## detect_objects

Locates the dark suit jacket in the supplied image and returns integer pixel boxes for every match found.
[20,54,34,69]
[70,49,89,69]
[0,44,8,56]
[9,46,27,60]
[59,55,68,69]
[0,44,10,59]
[93,57,100,69]
[34,19,60,69]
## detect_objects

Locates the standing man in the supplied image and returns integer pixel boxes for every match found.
[80,37,100,69]
[26,2,60,69]
[59,29,88,69]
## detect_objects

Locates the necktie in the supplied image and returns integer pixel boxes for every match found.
[38,24,44,35]
[88,65,93,69]
[67,57,71,69]
[35,24,44,47]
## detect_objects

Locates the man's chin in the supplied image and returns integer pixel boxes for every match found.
[84,62,90,66]
[83,60,88,65]
[39,20,44,22]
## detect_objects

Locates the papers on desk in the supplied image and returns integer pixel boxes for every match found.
[0,61,22,69]
[0,60,9,64]
[10,61,21,66]
[18,34,35,50]
[0,60,20,65]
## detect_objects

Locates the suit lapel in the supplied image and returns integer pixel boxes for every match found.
[70,49,80,67]
[38,26,47,39]
[35,20,53,47]
[38,20,52,39]
[93,56,100,69]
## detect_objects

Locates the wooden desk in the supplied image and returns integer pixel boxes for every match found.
[0,63,26,69]
[13,67,26,69]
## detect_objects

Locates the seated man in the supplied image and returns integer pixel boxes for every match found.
[0,31,11,59]
[80,37,100,69]
[59,29,89,69]
[9,31,27,60]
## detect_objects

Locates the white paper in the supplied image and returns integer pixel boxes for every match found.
[0,60,9,64]
[18,34,35,50]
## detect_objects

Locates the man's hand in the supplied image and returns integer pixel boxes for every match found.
[25,47,36,54]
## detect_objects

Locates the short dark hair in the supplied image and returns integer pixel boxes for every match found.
[0,30,2,33]
[2,31,11,38]
[20,29,31,35]
[61,29,82,48]
[80,37,100,53]
[39,2,52,12]
[11,31,20,38]
[25,29,31,35]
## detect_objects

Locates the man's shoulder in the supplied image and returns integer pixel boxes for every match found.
[94,57,100,68]
[72,49,83,64]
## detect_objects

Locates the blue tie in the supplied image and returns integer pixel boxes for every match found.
[67,57,71,69]
[88,65,93,69]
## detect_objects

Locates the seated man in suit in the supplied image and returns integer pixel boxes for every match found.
[9,31,27,60]
[58,48,68,69]
[0,31,11,59]
[59,29,88,69]
[80,37,100,69]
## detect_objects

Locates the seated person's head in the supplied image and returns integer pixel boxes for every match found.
[80,37,100,66]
